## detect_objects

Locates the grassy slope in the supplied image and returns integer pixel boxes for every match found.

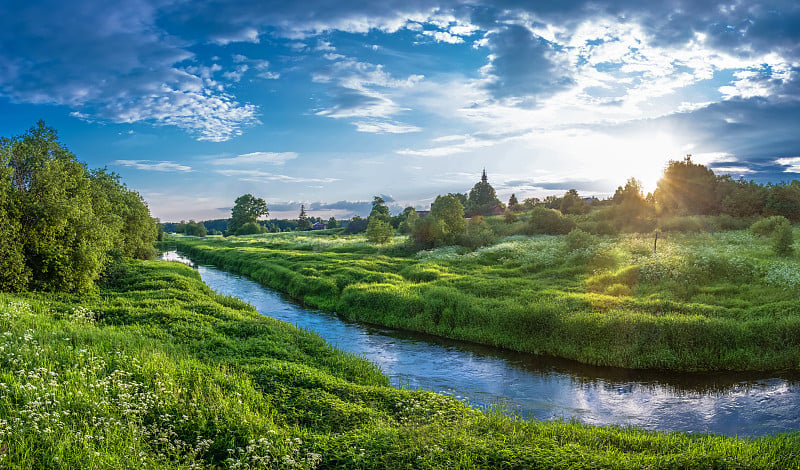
[0,259,798,468]
[169,230,800,372]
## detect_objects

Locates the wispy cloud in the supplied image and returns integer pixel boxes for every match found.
[216,169,338,183]
[354,120,421,134]
[112,160,192,172]
[212,151,299,165]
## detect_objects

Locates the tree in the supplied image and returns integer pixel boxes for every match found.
[228,194,268,235]
[184,220,207,237]
[560,189,587,215]
[466,170,501,216]
[398,207,419,234]
[508,193,519,211]
[344,215,367,233]
[655,156,719,215]
[327,217,338,229]
[430,194,466,245]
[717,176,767,217]
[366,196,393,243]
[235,221,263,235]
[0,121,159,292]
[297,204,312,230]
[765,181,800,222]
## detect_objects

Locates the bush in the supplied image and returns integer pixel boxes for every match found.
[459,216,497,250]
[235,221,264,235]
[564,228,595,251]
[773,221,794,256]
[527,207,576,235]
[751,216,790,237]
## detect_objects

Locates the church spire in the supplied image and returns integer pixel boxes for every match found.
[481,168,487,184]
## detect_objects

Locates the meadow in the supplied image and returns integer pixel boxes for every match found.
[1,258,799,468]
[169,228,800,372]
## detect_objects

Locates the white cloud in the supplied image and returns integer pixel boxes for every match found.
[353,121,421,133]
[112,160,192,172]
[213,151,299,165]
[423,30,464,44]
[216,169,339,183]
[775,157,800,173]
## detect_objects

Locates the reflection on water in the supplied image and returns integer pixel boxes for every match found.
[160,251,800,436]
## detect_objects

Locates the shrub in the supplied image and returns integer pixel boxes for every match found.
[459,216,497,250]
[564,228,595,251]
[751,216,790,237]
[773,221,794,256]
[527,207,576,235]
[235,221,263,235]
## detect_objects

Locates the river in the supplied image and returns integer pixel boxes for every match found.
[161,251,800,437]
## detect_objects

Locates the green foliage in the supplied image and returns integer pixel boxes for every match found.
[344,215,367,234]
[235,221,263,236]
[366,196,393,244]
[398,208,419,234]
[3,261,796,468]
[560,189,587,215]
[430,194,466,244]
[564,228,595,251]
[297,204,312,231]
[409,216,446,249]
[527,207,577,234]
[173,229,800,372]
[183,220,207,237]
[752,216,795,256]
[366,218,393,244]
[465,172,501,217]
[0,122,157,293]
[228,193,268,235]
[773,221,794,256]
[655,156,719,215]
[326,216,338,229]
[765,181,800,222]
[459,216,497,250]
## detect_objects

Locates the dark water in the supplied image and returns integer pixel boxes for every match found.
[161,251,800,437]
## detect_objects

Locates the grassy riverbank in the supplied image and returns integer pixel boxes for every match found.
[1,259,799,468]
[169,229,800,372]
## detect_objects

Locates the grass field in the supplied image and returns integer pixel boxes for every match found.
[1,258,799,468]
[169,228,800,371]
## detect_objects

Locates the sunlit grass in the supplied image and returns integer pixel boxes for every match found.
[170,229,800,371]
[0,259,797,468]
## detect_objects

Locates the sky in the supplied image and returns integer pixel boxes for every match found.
[2,0,800,221]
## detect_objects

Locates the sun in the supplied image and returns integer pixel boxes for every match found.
[611,132,689,195]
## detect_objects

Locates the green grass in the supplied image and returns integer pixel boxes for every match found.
[168,229,800,371]
[1,259,799,468]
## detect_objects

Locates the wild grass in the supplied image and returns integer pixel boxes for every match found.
[170,228,800,371]
[1,259,798,468]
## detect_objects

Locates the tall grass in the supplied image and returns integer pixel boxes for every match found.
[1,259,797,468]
[169,229,800,371]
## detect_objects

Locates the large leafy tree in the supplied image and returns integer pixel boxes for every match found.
[430,194,466,245]
[228,194,268,235]
[0,121,158,292]
[466,171,501,216]
[366,196,393,243]
[655,156,719,215]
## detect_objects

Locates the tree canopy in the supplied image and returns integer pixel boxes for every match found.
[228,194,268,235]
[0,121,157,292]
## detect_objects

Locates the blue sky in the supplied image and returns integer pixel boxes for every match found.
[2,0,800,221]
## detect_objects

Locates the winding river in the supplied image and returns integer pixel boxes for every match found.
[162,251,800,437]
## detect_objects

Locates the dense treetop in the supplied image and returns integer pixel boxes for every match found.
[0,122,157,292]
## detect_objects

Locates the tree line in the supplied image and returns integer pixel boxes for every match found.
[0,122,158,292]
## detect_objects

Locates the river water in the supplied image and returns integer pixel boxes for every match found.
[161,251,800,437]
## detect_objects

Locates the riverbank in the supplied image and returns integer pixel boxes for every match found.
[168,230,800,372]
[1,259,799,468]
